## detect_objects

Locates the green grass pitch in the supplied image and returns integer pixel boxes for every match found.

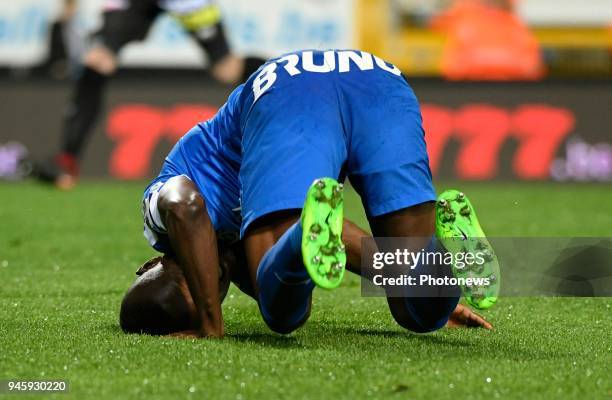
[1,182,610,399]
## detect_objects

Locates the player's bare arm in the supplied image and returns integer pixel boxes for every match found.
[156,176,224,337]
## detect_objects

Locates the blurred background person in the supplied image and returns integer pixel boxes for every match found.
[38,0,78,80]
[2,0,609,185]
[430,0,544,80]
[34,0,263,189]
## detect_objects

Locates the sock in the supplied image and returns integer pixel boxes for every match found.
[256,222,315,333]
[56,152,78,176]
[60,66,108,158]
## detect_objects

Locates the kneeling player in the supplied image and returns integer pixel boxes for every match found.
[120,49,497,337]
[120,229,491,337]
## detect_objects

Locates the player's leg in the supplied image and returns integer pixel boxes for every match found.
[338,218,493,330]
[243,177,346,334]
[343,219,367,275]
[175,2,263,83]
[39,0,77,79]
[243,211,311,334]
[342,68,460,333]
[35,0,160,188]
[239,65,350,334]
[368,205,461,333]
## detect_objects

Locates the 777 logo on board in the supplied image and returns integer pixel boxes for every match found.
[106,103,575,181]
[422,104,575,180]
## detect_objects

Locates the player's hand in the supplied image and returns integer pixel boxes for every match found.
[446,304,493,330]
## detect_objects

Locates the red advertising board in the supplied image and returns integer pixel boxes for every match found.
[1,77,610,182]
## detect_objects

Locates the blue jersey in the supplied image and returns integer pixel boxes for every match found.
[145,49,434,247]
[144,87,243,241]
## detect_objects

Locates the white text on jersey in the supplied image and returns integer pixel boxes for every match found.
[253,50,402,102]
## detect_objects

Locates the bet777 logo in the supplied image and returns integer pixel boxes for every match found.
[106,103,575,180]
[422,104,575,180]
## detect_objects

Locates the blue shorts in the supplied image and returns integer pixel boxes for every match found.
[239,57,436,237]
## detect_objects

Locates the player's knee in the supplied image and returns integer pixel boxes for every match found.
[259,305,311,335]
[391,312,448,334]
[388,297,455,334]
[84,46,117,75]
[261,313,309,335]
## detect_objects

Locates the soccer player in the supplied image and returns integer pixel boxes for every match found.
[120,230,492,337]
[39,0,77,79]
[35,0,263,189]
[119,49,497,338]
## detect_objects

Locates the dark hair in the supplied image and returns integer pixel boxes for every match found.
[119,257,195,335]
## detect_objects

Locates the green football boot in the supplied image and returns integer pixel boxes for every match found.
[301,178,346,290]
[435,189,500,310]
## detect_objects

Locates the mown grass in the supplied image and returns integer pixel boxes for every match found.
[0,182,610,399]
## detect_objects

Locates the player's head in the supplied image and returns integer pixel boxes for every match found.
[119,255,230,335]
